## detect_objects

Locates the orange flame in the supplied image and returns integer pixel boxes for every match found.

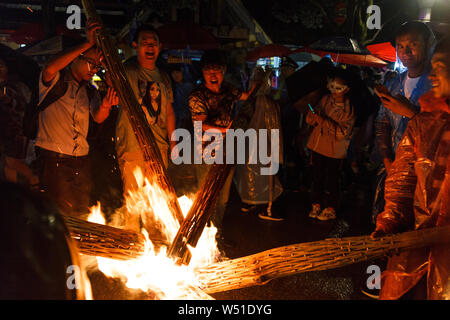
[87,167,220,299]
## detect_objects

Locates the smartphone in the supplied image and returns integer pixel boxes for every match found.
[308,104,315,114]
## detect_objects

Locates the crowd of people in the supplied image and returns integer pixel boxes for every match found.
[0,19,449,300]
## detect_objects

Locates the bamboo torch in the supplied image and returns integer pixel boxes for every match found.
[168,90,258,264]
[81,0,184,227]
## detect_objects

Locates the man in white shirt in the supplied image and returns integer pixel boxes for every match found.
[36,20,118,218]
[372,21,434,223]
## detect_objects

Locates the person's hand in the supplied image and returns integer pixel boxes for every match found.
[85,19,102,47]
[370,224,389,239]
[377,91,417,118]
[306,109,321,125]
[101,87,119,109]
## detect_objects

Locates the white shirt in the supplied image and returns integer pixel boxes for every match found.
[35,69,100,156]
[404,74,420,99]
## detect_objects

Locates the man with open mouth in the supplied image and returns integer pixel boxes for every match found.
[115,24,176,200]
[188,49,257,244]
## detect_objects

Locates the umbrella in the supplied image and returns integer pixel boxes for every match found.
[246,44,292,61]
[308,36,370,54]
[366,42,397,62]
[292,47,388,68]
[0,44,40,93]
[10,23,81,45]
[293,36,390,68]
[288,51,321,63]
[157,23,220,51]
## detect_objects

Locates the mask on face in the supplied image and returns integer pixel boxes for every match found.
[327,79,348,94]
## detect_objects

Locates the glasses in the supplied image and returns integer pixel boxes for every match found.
[79,55,103,71]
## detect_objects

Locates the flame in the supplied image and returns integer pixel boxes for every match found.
[87,202,106,225]
[87,167,221,299]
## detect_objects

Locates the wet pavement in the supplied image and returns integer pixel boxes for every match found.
[210,176,386,300]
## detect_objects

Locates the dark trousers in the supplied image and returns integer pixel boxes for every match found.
[37,148,92,218]
[310,151,342,209]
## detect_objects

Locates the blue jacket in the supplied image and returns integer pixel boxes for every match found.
[374,69,432,161]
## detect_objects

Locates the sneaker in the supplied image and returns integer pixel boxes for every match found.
[309,203,321,219]
[241,202,256,213]
[317,207,336,221]
[258,212,284,221]
[258,205,284,222]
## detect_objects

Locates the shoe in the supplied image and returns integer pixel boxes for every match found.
[309,203,321,219]
[258,212,284,221]
[258,205,284,221]
[317,207,336,221]
[241,202,256,213]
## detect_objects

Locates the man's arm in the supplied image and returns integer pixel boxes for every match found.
[375,90,418,119]
[42,20,101,84]
[239,79,259,101]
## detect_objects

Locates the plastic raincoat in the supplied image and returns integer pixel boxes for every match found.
[234,76,283,205]
[372,69,432,222]
[376,91,450,300]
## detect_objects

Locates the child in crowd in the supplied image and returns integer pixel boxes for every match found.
[306,68,355,221]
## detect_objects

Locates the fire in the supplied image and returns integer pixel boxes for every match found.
[87,167,221,299]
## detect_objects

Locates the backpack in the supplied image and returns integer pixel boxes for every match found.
[23,69,97,140]
[22,69,68,140]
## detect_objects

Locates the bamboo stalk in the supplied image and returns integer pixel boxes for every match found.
[81,0,184,228]
[63,215,149,260]
[64,214,450,294]
[195,225,450,294]
[168,92,258,265]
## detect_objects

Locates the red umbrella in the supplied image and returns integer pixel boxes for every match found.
[366,42,397,62]
[11,23,81,45]
[292,47,389,68]
[10,23,45,45]
[246,44,292,61]
[157,23,219,50]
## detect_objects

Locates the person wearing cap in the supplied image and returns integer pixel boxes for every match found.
[372,21,435,223]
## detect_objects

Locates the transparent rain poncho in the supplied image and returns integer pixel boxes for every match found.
[234,70,283,205]
[375,92,450,299]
